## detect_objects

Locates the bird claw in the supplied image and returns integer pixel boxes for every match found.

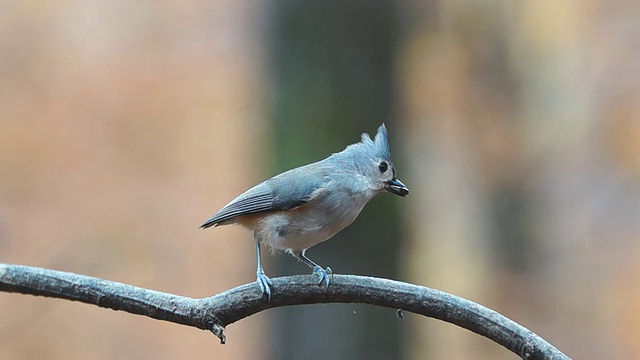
[256,270,273,302]
[312,266,332,288]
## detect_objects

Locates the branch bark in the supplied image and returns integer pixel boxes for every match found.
[0,263,568,359]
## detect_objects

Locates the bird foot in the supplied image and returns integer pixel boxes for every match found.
[256,269,273,302]
[312,266,332,288]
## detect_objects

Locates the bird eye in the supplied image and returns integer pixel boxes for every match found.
[378,161,388,173]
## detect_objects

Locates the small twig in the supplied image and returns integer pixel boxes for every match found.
[0,263,569,359]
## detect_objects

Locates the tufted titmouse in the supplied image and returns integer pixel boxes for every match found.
[200,124,408,300]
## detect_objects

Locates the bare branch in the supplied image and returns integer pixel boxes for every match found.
[0,263,569,359]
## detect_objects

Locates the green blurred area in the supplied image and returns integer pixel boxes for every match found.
[268,2,403,359]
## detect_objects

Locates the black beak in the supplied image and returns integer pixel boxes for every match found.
[385,178,409,197]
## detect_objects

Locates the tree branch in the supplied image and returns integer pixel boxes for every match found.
[0,263,568,359]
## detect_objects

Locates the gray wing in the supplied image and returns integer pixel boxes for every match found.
[199,164,326,229]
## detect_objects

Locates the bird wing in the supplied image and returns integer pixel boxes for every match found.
[200,164,326,229]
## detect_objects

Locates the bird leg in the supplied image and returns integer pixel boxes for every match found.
[255,241,273,301]
[294,250,332,288]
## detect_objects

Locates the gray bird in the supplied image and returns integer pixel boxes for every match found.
[200,124,408,300]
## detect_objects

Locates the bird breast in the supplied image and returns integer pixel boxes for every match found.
[254,189,373,252]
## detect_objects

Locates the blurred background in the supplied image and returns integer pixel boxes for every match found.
[0,1,639,359]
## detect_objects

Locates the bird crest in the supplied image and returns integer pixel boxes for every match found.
[346,124,391,162]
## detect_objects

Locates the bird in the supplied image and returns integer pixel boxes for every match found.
[200,124,408,301]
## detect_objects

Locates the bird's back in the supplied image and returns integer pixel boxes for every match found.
[200,161,330,229]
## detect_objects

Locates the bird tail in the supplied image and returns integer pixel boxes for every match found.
[199,218,219,229]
